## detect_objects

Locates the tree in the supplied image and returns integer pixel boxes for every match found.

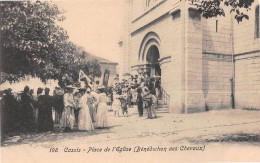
[85,59,101,81]
[0,1,102,86]
[53,42,101,86]
[0,1,68,83]
[191,0,255,23]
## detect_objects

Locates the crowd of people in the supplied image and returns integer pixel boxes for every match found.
[0,73,161,142]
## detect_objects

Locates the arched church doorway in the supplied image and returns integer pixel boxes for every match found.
[146,45,161,77]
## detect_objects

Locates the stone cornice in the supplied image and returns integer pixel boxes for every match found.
[99,62,118,65]
[132,0,168,24]
[203,50,260,56]
[131,2,181,36]
[131,12,170,36]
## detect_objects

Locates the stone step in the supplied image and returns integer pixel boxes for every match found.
[158,104,168,108]
[158,101,166,105]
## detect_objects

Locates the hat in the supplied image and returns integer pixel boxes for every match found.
[65,85,75,89]
[78,87,86,91]
[98,86,105,90]
[55,89,64,95]
[86,87,91,92]
[144,87,150,92]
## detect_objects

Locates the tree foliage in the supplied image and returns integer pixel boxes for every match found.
[191,0,255,23]
[0,1,101,86]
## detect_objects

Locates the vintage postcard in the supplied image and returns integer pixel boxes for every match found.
[1,0,260,162]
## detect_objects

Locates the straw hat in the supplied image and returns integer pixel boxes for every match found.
[78,87,86,91]
[65,85,75,89]
[98,86,105,90]
[86,87,91,92]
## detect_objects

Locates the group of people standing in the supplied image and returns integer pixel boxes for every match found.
[60,85,109,132]
[112,73,161,119]
[136,82,158,119]
[1,86,55,134]
[1,72,162,143]
[1,84,111,136]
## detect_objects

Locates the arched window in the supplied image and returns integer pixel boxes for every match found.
[255,5,259,38]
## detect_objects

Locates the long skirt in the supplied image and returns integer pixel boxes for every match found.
[20,104,35,131]
[88,103,96,122]
[34,108,38,124]
[137,102,143,116]
[38,110,53,132]
[151,104,157,118]
[95,102,108,128]
[78,105,94,131]
[60,106,75,130]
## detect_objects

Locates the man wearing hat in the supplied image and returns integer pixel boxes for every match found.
[53,87,64,124]
[143,87,157,119]
[38,88,53,132]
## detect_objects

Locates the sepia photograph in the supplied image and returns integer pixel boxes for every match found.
[0,0,260,162]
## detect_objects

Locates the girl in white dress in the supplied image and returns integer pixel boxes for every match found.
[95,87,108,128]
[78,88,94,131]
[112,90,121,117]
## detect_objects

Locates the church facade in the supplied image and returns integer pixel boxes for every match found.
[122,0,260,113]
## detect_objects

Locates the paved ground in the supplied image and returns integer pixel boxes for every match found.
[1,107,260,162]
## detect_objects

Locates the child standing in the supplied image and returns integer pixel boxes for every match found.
[120,97,128,117]
[112,90,121,117]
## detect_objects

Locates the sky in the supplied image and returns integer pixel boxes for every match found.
[56,0,126,63]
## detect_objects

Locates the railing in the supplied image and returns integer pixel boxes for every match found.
[160,86,170,108]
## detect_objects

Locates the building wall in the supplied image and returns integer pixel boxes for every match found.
[234,2,260,109]
[234,52,260,109]
[202,53,233,109]
[233,4,259,54]
[233,2,260,110]
[184,6,204,113]
[199,7,233,111]
[121,0,133,75]
[202,13,232,54]
[127,0,260,113]
[130,0,183,113]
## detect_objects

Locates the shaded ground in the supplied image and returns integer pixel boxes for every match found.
[1,107,260,162]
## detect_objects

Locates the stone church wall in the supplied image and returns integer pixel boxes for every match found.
[130,1,183,113]
[128,0,260,113]
[233,2,260,110]
[199,10,233,110]
[234,52,260,110]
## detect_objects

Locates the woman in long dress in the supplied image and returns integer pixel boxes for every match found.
[95,87,108,128]
[60,86,75,132]
[78,88,94,131]
[90,90,99,122]
[20,86,35,132]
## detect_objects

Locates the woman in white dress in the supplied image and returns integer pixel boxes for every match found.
[95,86,108,128]
[78,88,94,131]
[60,86,75,132]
